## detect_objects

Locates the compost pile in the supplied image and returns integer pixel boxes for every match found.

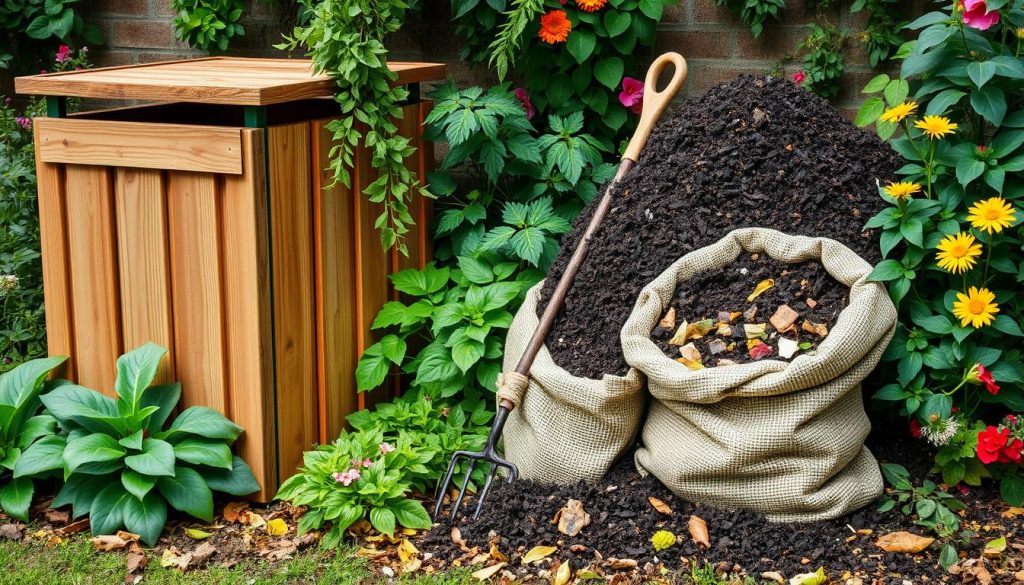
[651,254,847,366]
[539,75,901,378]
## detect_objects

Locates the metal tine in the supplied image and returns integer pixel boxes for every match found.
[432,452,464,520]
[473,464,499,519]
[450,458,477,521]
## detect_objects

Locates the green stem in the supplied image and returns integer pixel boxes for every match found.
[925,139,935,200]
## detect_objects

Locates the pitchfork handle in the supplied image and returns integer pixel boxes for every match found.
[500,53,688,411]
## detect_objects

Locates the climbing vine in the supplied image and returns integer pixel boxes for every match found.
[279,0,425,253]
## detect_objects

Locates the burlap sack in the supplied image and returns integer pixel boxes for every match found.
[500,282,646,483]
[622,228,895,522]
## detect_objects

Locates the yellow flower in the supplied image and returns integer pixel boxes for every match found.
[914,115,958,139]
[883,181,922,200]
[935,232,982,274]
[575,0,608,11]
[879,101,918,123]
[1017,27,1024,39]
[966,196,1017,234]
[952,286,999,329]
[651,530,676,551]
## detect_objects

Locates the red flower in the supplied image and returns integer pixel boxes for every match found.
[909,419,923,439]
[1002,438,1024,464]
[793,70,806,84]
[977,364,999,395]
[619,76,644,115]
[514,87,536,120]
[55,44,71,63]
[538,10,571,44]
[978,425,1008,464]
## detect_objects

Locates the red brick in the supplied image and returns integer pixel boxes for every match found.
[682,64,767,97]
[105,19,180,49]
[693,0,741,25]
[153,0,175,17]
[655,29,734,59]
[89,0,151,16]
[662,2,687,24]
[736,25,805,60]
[91,49,135,68]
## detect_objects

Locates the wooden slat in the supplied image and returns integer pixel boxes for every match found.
[33,133,75,380]
[35,118,243,175]
[64,165,121,393]
[114,169,175,382]
[222,129,276,501]
[16,57,447,106]
[268,122,318,481]
[312,120,358,442]
[167,171,227,412]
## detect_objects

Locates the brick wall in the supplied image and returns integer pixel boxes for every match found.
[78,0,912,117]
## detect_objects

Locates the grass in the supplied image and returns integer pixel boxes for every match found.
[0,535,477,585]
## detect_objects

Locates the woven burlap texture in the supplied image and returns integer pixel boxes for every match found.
[501,282,646,484]
[622,228,896,522]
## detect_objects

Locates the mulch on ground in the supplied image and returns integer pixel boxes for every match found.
[651,253,847,365]
[423,430,1024,584]
[539,75,901,379]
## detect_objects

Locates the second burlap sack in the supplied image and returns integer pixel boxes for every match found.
[622,228,895,522]
[500,282,646,484]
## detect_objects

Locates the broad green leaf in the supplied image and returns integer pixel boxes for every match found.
[603,10,631,37]
[855,97,884,127]
[966,60,997,89]
[16,415,57,450]
[390,497,432,529]
[566,29,596,63]
[200,456,260,496]
[165,407,243,442]
[63,433,125,474]
[862,74,889,93]
[369,507,396,536]
[868,259,905,281]
[13,435,65,478]
[925,89,965,116]
[119,429,144,451]
[0,477,33,521]
[458,257,494,285]
[114,343,166,412]
[971,85,1007,126]
[883,79,909,106]
[89,482,131,536]
[54,473,115,519]
[139,383,181,434]
[992,315,1024,337]
[172,437,233,470]
[122,491,168,546]
[40,385,125,435]
[124,438,176,477]
[955,158,986,187]
[594,57,624,90]
[158,466,214,521]
[356,352,391,391]
[121,470,158,500]
[0,355,65,408]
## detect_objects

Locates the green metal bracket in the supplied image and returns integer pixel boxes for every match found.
[46,96,67,118]
[244,105,268,129]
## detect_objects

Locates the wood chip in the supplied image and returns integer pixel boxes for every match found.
[805,298,817,308]
[648,497,672,515]
[687,515,710,548]
[556,499,591,537]
[605,558,638,570]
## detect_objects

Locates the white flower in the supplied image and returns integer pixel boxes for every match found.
[921,417,960,447]
[0,275,18,296]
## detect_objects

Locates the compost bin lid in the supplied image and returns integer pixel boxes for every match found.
[14,57,446,106]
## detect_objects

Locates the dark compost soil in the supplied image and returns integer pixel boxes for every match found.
[651,253,847,365]
[538,75,901,379]
[423,430,1022,583]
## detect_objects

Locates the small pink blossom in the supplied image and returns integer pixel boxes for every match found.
[793,70,806,84]
[514,88,536,120]
[15,117,31,130]
[3,96,11,105]
[379,442,395,455]
[618,77,643,115]
[333,468,362,486]
[362,458,372,467]
[55,44,71,63]
[962,0,1000,30]
[351,458,372,468]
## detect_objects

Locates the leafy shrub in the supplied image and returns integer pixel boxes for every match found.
[715,0,785,38]
[878,462,964,568]
[17,343,259,545]
[0,355,66,520]
[797,23,846,99]
[172,0,246,53]
[855,0,1023,504]
[0,1,102,72]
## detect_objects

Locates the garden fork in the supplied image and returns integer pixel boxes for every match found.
[433,52,689,523]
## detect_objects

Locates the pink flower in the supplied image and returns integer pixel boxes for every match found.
[962,0,1000,30]
[379,442,395,455]
[332,471,347,483]
[909,419,923,439]
[362,458,372,468]
[793,70,806,84]
[333,468,362,486]
[3,96,11,105]
[55,44,71,63]
[619,77,643,115]
[514,87,536,120]
[15,117,31,130]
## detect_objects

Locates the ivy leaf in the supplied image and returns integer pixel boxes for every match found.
[602,11,631,37]
[594,57,624,90]
[566,29,596,63]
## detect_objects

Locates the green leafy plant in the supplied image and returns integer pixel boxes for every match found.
[850,0,906,67]
[878,462,966,568]
[278,0,425,254]
[797,23,846,99]
[0,0,102,71]
[0,356,66,520]
[17,343,259,545]
[855,0,1023,504]
[931,418,990,486]
[172,0,246,53]
[716,0,785,38]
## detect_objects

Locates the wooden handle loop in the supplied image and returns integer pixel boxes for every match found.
[622,52,688,163]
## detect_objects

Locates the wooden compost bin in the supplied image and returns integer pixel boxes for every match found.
[15,57,445,501]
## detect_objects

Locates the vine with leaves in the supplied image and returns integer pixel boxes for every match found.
[279,0,426,253]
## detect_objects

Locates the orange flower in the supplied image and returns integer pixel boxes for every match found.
[576,0,607,12]
[539,10,571,44]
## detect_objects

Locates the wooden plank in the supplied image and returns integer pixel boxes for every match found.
[114,169,175,383]
[268,121,318,481]
[64,165,121,393]
[16,57,447,106]
[311,119,358,442]
[221,129,276,501]
[35,118,243,175]
[416,101,435,270]
[166,171,227,413]
[33,132,75,380]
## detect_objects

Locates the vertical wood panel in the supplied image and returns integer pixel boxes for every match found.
[312,120,358,442]
[64,165,120,393]
[167,171,227,412]
[222,129,275,501]
[268,122,318,481]
[115,168,175,382]
[417,101,435,269]
[33,129,75,379]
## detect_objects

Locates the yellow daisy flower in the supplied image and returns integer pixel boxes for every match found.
[952,286,999,329]
[883,181,922,200]
[914,115,958,139]
[879,101,918,124]
[966,196,1018,234]
[935,232,982,274]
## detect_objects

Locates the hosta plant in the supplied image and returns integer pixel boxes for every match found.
[17,343,259,545]
[0,356,66,520]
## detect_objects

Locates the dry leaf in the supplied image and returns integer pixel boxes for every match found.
[556,500,591,537]
[184,527,213,540]
[679,343,702,363]
[472,563,506,581]
[160,548,184,569]
[1001,507,1024,518]
[875,531,934,553]
[552,561,572,585]
[522,545,558,565]
[223,501,249,523]
[648,497,672,516]
[686,319,715,340]
[191,542,217,565]
[91,534,129,551]
[707,339,728,355]
[761,571,785,584]
[982,535,1006,559]
[688,515,710,548]
[398,539,420,563]
[266,518,289,537]
[668,321,690,345]
[789,567,826,585]
[605,558,638,570]
[489,543,508,563]
[126,544,148,576]
[805,298,817,308]
[0,523,24,541]
[58,519,89,536]
[960,558,992,585]
[801,321,828,336]
[747,279,775,302]
[675,357,704,370]
[769,305,800,331]
[658,308,676,330]
[748,341,773,360]
[245,511,267,529]
[744,323,767,339]
[44,509,70,525]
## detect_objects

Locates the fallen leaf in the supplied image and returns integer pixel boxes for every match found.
[521,545,557,565]
[675,357,704,370]
[648,497,672,516]
[761,571,785,584]
[222,502,249,523]
[686,319,715,340]
[744,323,767,339]
[959,558,992,585]
[44,509,70,525]
[679,343,702,362]
[472,563,506,581]
[266,518,289,537]
[789,567,826,585]
[668,320,690,345]
[576,569,602,579]
[658,308,676,330]
[91,534,129,551]
[58,519,89,536]
[747,279,775,302]
[875,531,934,553]
[552,561,571,585]
[1001,507,1024,518]
[769,305,800,331]
[801,320,828,336]
[778,337,799,359]
[489,542,508,563]
[983,535,1006,558]
[743,305,758,321]
[244,511,267,529]
[687,515,710,548]
[605,558,637,570]
[707,339,728,355]
[185,527,213,540]
[160,548,183,569]
[126,543,148,576]
[0,523,25,541]
[716,324,733,337]
[556,499,591,537]
[398,539,420,563]
[191,542,217,564]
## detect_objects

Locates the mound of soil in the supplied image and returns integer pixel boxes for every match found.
[651,254,847,365]
[539,75,901,379]
[423,431,1020,583]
